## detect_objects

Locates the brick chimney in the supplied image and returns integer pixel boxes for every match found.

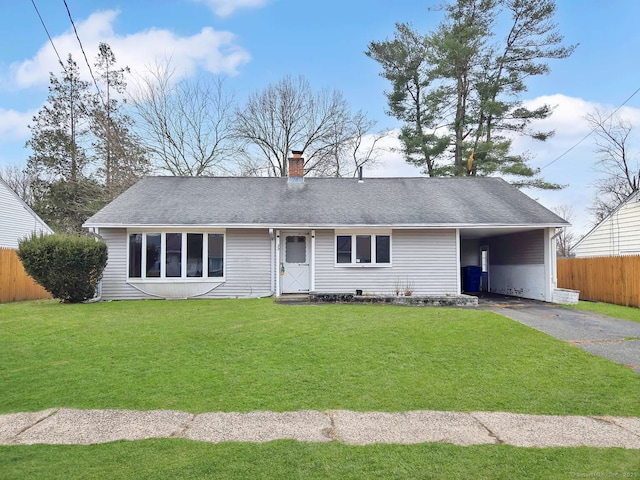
[288,150,304,182]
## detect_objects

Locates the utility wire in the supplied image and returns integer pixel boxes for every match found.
[63,0,106,106]
[540,86,640,170]
[31,0,65,69]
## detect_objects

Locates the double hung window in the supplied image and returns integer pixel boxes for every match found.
[128,232,224,279]
[335,233,391,266]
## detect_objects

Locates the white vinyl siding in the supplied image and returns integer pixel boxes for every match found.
[0,180,52,249]
[314,229,458,295]
[487,229,546,300]
[573,198,640,257]
[99,228,271,300]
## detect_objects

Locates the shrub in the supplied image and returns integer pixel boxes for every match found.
[17,234,108,303]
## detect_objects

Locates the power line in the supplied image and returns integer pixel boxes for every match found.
[63,0,105,106]
[30,0,65,69]
[540,86,640,170]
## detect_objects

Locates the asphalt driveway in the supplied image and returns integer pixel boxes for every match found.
[479,296,640,374]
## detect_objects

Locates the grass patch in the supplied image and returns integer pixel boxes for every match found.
[566,301,640,324]
[0,299,638,416]
[1,440,639,480]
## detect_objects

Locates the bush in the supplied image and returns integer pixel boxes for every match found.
[17,234,108,303]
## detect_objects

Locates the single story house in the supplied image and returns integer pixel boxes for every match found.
[84,154,568,302]
[572,190,640,257]
[0,177,53,249]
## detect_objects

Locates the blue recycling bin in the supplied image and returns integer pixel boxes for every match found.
[462,266,482,292]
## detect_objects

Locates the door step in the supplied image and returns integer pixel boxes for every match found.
[276,294,310,304]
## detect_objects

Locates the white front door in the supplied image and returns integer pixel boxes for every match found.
[282,234,310,293]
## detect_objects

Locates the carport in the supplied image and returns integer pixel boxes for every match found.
[459,226,558,302]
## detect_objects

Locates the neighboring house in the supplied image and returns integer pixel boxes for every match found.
[0,177,53,248]
[84,154,568,302]
[572,190,640,257]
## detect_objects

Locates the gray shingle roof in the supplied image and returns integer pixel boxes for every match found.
[84,176,567,227]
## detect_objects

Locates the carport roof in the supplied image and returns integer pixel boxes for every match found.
[84,176,568,228]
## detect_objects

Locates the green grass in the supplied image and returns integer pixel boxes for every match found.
[566,300,640,324]
[1,440,639,480]
[0,298,638,416]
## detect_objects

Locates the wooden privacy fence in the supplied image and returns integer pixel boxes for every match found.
[0,247,51,303]
[557,255,640,308]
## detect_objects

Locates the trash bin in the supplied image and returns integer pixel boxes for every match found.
[462,266,482,292]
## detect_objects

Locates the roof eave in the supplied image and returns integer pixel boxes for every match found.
[83,222,568,230]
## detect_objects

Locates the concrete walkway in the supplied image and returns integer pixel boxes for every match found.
[1,408,639,448]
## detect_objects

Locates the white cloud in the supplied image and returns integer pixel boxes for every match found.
[366,130,423,178]
[0,108,34,143]
[194,0,269,17]
[511,94,640,236]
[9,10,250,90]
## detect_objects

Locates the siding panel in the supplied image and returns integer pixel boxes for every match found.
[205,229,271,298]
[99,229,142,300]
[574,200,640,257]
[99,228,272,300]
[488,230,543,265]
[314,229,458,295]
[0,181,51,248]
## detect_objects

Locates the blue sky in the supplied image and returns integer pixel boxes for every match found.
[1,0,640,235]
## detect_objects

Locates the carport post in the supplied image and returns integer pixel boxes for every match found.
[544,227,556,302]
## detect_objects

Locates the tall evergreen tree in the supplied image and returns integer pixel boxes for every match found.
[367,0,575,188]
[27,54,91,184]
[92,43,149,199]
[26,54,103,232]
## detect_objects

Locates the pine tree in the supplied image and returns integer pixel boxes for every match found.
[91,43,149,199]
[26,54,102,232]
[367,0,575,188]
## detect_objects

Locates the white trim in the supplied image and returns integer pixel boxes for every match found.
[310,229,316,292]
[125,226,226,233]
[280,231,312,293]
[160,233,166,278]
[275,230,281,296]
[334,232,392,267]
[86,222,567,230]
[455,228,461,295]
[126,229,226,282]
[544,227,556,302]
[334,228,393,235]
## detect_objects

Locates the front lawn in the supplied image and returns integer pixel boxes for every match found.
[1,298,638,416]
[566,300,640,324]
[1,440,639,480]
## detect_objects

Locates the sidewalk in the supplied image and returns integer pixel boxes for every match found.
[1,408,639,448]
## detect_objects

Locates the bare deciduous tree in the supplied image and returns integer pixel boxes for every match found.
[585,109,639,223]
[131,59,236,176]
[323,111,389,178]
[552,204,575,257]
[0,164,39,205]
[233,75,383,177]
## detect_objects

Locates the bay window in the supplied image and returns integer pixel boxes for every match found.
[336,233,391,266]
[128,231,225,280]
